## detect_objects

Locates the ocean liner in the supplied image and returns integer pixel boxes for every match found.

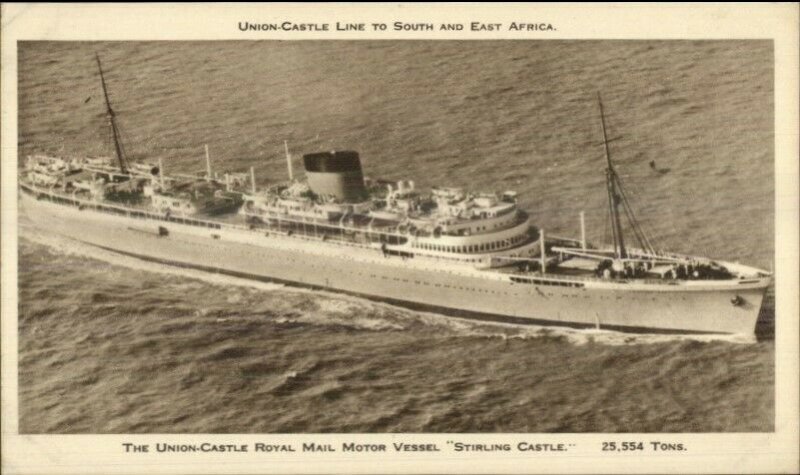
[18,56,772,334]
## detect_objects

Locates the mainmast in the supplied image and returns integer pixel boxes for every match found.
[96,54,129,174]
[597,93,626,259]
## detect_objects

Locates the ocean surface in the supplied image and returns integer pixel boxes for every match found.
[16,40,774,433]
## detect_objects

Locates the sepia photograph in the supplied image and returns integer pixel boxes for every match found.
[16,39,775,433]
[2,3,798,475]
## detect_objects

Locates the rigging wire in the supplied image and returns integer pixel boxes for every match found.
[603,191,611,249]
[614,173,657,254]
[614,165,662,253]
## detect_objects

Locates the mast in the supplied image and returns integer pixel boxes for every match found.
[96,54,129,174]
[580,211,586,250]
[540,228,547,274]
[205,144,212,181]
[597,93,626,259]
[284,140,294,181]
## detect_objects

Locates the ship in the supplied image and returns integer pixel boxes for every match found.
[18,55,773,335]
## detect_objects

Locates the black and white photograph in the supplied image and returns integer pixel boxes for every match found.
[2,3,798,475]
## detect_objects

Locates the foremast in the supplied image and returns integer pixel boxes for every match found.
[598,93,626,260]
[553,94,670,269]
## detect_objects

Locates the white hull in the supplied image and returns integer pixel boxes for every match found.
[19,191,770,334]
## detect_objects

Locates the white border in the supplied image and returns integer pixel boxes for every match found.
[2,3,798,474]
